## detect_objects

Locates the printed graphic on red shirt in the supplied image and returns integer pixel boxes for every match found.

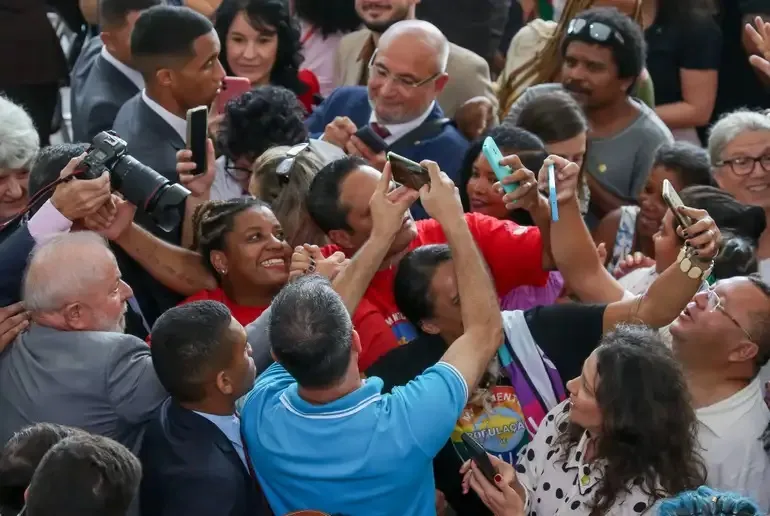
[451,386,530,465]
[385,311,418,346]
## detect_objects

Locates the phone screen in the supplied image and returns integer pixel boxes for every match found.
[186,106,208,175]
[388,152,430,190]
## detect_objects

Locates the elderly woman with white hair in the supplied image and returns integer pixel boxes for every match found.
[0,96,40,224]
[708,109,770,280]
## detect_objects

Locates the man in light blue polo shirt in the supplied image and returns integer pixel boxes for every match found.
[241,160,505,515]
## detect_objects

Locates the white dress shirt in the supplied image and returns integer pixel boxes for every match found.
[696,377,770,511]
[141,90,187,142]
[369,101,435,146]
[100,47,145,90]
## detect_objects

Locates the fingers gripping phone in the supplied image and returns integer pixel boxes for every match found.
[215,76,252,114]
[662,179,693,229]
[354,126,388,154]
[387,152,431,190]
[460,433,497,484]
[482,137,519,194]
[186,106,208,176]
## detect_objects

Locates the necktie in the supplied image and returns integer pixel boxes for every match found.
[370,122,391,139]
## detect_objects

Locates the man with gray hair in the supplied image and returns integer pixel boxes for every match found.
[307,19,470,220]
[0,96,39,225]
[0,231,167,450]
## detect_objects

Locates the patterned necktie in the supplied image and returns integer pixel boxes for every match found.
[370,122,391,139]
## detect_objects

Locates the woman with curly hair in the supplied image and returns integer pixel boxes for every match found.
[291,0,360,97]
[213,0,321,112]
[461,324,707,516]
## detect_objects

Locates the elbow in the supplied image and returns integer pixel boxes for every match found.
[693,106,715,127]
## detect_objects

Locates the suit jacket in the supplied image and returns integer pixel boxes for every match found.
[0,323,167,450]
[306,86,469,219]
[69,36,103,109]
[111,93,186,326]
[333,28,497,119]
[139,399,271,516]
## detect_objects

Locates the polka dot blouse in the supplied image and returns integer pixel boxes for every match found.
[514,400,663,515]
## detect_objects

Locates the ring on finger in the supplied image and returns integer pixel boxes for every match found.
[306,258,316,274]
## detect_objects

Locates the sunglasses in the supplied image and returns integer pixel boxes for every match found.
[567,18,626,46]
[275,142,310,182]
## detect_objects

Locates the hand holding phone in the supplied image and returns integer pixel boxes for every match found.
[387,152,430,191]
[662,179,693,229]
[186,106,208,175]
[354,126,388,154]
[215,76,252,114]
[460,433,498,484]
[482,137,519,194]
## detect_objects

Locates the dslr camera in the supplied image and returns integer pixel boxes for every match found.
[78,131,190,232]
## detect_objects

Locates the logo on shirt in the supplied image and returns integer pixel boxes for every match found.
[451,386,530,464]
[386,312,418,346]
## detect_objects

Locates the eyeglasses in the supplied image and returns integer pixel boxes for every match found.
[367,50,442,90]
[275,142,310,183]
[705,287,753,341]
[567,18,626,46]
[714,155,770,176]
[224,161,252,183]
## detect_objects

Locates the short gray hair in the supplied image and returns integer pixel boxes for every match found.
[23,232,115,312]
[708,109,770,165]
[0,96,39,171]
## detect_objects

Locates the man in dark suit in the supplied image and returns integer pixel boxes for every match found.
[140,300,270,516]
[0,232,167,451]
[72,0,162,143]
[111,4,225,325]
[307,20,469,220]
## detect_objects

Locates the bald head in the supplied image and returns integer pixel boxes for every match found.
[379,20,449,74]
[23,232,117,312]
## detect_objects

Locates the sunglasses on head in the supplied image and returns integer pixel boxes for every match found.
[567,18,625,46]
[275,142,311,183]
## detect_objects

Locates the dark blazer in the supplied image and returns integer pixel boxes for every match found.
[139,399,271,516]
[111,94,185,325]
[70,36,103,106]
[306,86,469,220]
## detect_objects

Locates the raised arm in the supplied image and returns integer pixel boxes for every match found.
[420,162,503,391]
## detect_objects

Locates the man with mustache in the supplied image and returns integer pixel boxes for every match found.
[506,6,673,229]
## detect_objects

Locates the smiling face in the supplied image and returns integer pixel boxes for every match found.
[355,0,416,32]
[466,150,511,220]
[713,129,770,211]
[211,205,292,294]
[0,168,29,221]
[225,11,278,86]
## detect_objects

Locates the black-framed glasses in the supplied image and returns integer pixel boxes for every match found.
[705,287,754,341]
[567,18,626,46]
[224,160,252,183]
[367,49,442,90]
[715,155,770,176]
[276,142,310,182]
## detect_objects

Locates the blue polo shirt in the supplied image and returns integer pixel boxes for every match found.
[241,361,468,516]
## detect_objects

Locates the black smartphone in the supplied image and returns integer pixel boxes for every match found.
[662,179,693,229]
[354,125,388,154]
[186,106,208,175]
[387,151,430,191]
[460,433,497,484]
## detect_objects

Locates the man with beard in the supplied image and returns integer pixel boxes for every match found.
[309,19,470,220]
[334,0,496,120]
[506,6,673,228]
[0,232,167,452]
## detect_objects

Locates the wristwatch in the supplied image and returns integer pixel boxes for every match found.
[676,247,714,281]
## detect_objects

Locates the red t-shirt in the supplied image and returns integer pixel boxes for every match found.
[297,69,320,114]
[321,213,548,370]
[181,288,269,328]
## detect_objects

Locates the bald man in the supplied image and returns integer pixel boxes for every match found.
[0,232,166,451]
[308,20,470,220]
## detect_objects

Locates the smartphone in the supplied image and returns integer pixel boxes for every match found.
[662,179,693,229]
[387,152,430,191]
[186,106,208,176]
[482,137,518,194]
[548,162,559,222]
[460,433,497,484]
[215,76,252,114]
[354,125,388,154]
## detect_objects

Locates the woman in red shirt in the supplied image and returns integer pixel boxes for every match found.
[181,197,293,326]
[213,0,321,114]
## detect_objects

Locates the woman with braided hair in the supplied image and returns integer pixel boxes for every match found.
[179,197,293,326]
[497,0,654,120]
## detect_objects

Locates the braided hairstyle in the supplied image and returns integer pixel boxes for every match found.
[191,197,272,282]
[498,0,643,119]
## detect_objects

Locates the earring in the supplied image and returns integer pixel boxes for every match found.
[218,268,227,275]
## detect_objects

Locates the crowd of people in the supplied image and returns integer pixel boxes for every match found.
[1,0,770,515]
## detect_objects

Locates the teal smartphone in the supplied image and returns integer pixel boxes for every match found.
[481,136,518,194]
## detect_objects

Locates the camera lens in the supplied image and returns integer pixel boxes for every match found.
[110,156,190,233]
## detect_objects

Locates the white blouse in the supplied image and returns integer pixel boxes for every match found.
[514,400,662,515]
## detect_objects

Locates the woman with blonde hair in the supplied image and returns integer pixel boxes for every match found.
[498,0,653,120]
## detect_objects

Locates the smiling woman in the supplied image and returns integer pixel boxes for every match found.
[179,197,293,326]
[0,96,39,225]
